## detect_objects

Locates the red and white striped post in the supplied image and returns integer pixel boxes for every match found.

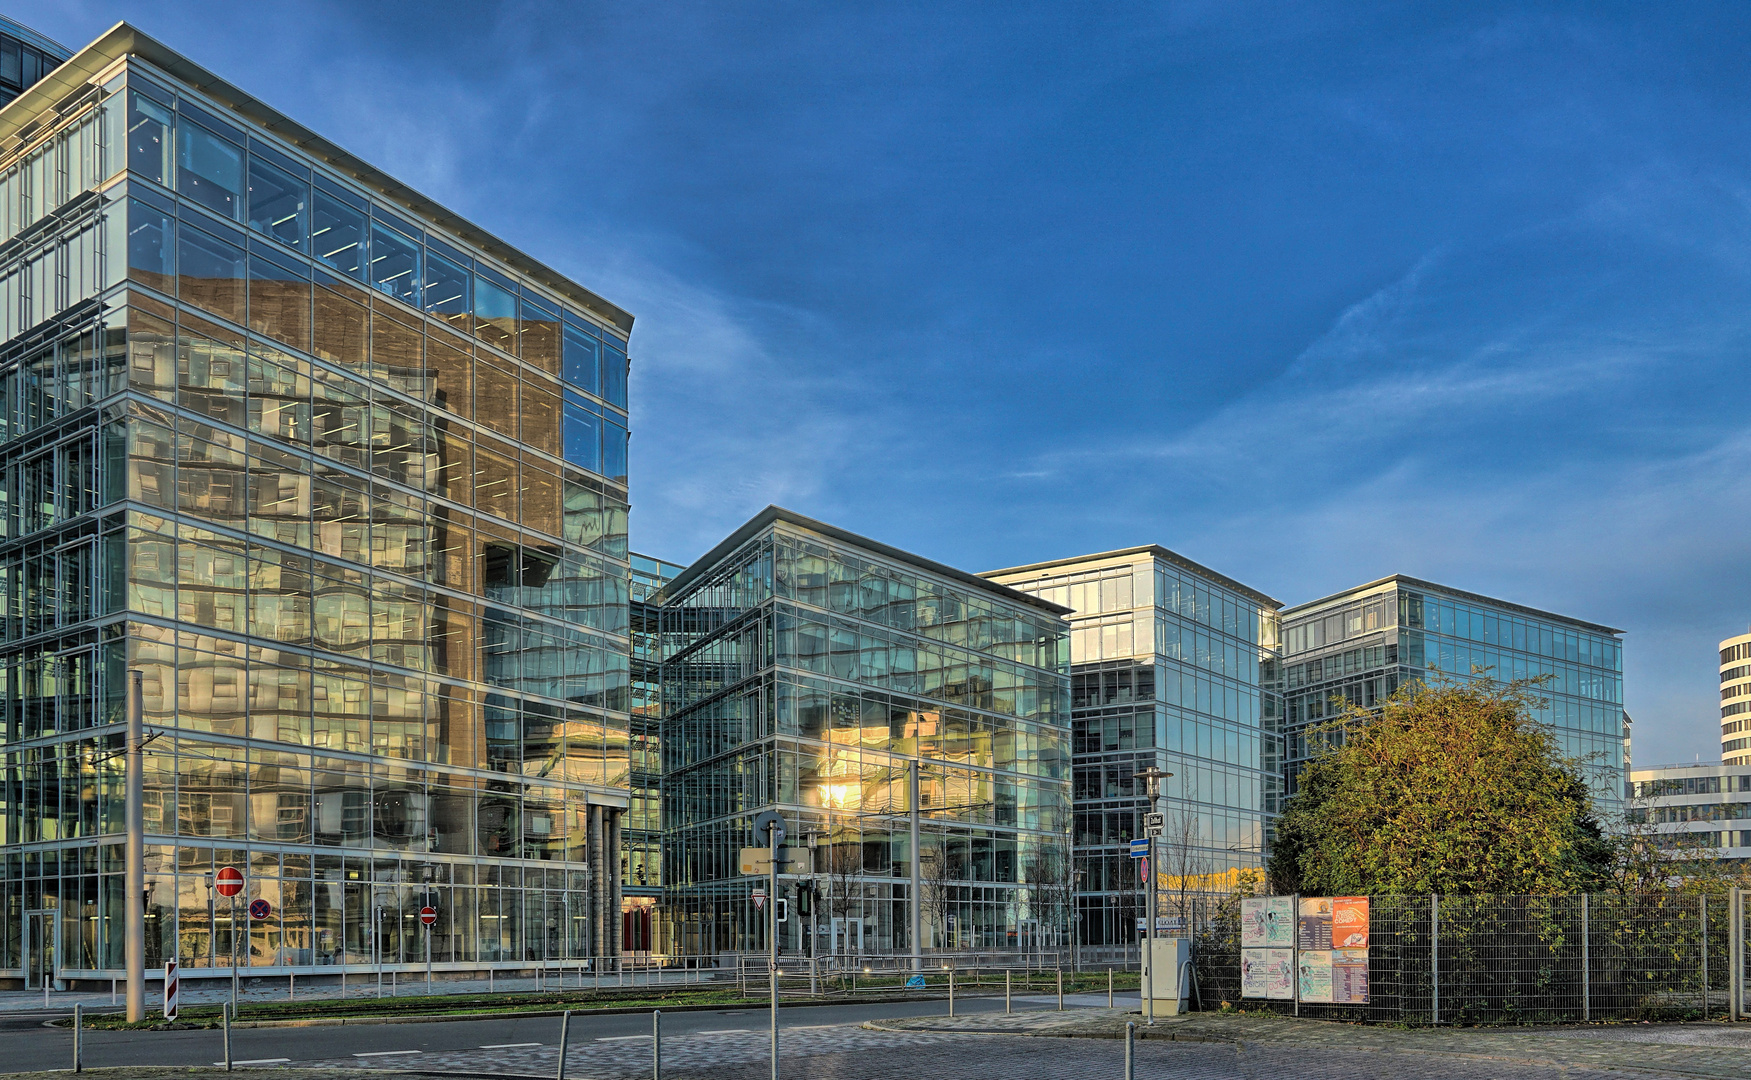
[163,959,179,1022]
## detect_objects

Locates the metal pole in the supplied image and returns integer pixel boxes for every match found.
[556,1009,571,1080]
[653,1009,661,1080]
[1124,1020,1135,1080]
[1732,887,1744,1022]
[1430,893,1440,1026]
[230,895,239,1011]
[909,760,922,973]
[125,670,145,1022]
[1701,894,1709,1018]
[72,1003,81,1073]
[1005,968,1011,1014]
[1057,965,1063,1011]
[949,966,954,1016]
[1144,833,1155,1024]
[1581,893,1590,1022]
[222,1001,232,1071]
[1292,893,1300,1018]
[769,820,781,1080]
[1108,967,1113,1008]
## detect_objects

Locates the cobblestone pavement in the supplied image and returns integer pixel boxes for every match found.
[868,1010,1751,1078]
[298,1014,1743,1079]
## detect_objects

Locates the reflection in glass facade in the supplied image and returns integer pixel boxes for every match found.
[986,548,1282,956]
[0,24,637,984]
[658,508,1072,958]
[625,553,681,952]
[1279,576,1626,815]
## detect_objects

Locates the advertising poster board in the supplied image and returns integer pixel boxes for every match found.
[1241,898,1269,948]
[1298,947,1333,1003]
[1298,895,1333,950]
[1332,896,1369,949]
[1265,896,1294,946]
[1265,948,1295,1000]
[1332,949,1369,1004]
[1241,948,1269,998]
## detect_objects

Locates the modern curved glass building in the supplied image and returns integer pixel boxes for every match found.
[0,22,635,987]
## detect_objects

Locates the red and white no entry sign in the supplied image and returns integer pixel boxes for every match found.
[215,866,244,897]
[420,906,438,926]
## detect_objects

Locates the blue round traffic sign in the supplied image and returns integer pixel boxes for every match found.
[249,898,272,920]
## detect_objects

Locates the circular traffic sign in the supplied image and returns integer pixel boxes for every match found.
[215,866,244,898]
[419,906,437,926]
[249,898,271,920]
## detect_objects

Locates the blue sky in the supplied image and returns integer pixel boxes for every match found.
[25,2,1751,767]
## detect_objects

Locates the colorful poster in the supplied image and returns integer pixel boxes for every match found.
[1332,896,1369,949]
[1241,947,1269,997]
[1241,898,1269,948]
[1265,948,1295,1000]
[1332,948,1369,1004]
[1298,948,1333,1003]
[1266,896,1294,946]
[1298,896,1333,951]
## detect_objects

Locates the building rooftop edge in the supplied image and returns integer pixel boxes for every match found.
[981,544,1282,610]
[1629,762,1751,774]
[658,505,1074,617]
[1280,574,1625,636]
[0,21,634,335]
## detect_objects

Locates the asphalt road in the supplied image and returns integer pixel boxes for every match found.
[0,993,1046,1072]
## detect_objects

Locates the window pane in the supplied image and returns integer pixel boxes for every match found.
[426,339,472,420]
[247,252,311,351]
[369,223,420,306]
[247,154,308,252]
[311,191,365,278]
[177,123,244,220]
[127,198,175,291]
[518,297,560,375]
[602,341,627,408]
[128,92,172,186]
[601,417,627,484]
[474,276,517,355]
[423,250,471,334]
[562,401,600,473]
[178,226,245,325]
[561,326,599,396]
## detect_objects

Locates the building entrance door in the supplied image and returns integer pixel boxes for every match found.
[830,917,863,955]
[23,910,56,989]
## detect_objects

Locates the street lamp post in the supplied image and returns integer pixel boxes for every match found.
[1133,766,1172,1026]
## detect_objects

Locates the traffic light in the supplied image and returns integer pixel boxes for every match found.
[796,883,813,917]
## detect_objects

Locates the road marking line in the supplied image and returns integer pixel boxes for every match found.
[354,1050,423,1057]
[695,1028,751,1034]
[595,1034,653,1041]
[212,1059,290,1066]
[480,1042,545,1049]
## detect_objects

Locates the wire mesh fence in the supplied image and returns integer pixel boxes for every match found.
[1181,890,1749,1024]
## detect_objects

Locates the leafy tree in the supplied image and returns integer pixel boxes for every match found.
[1268,676,1614,895]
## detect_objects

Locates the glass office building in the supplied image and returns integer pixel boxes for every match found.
[0,17,68,109]
[986,548,1282,953]
[1280,576,1626,815]
[0,23,636,987]
[624,553,681,953]
[658,507,1072,958]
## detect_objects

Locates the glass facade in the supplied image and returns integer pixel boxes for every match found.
[986,548,1282,955]
[0,18,68,109]
[0,27,637,985]
[1280,577,1626,815]
[624,553,681,953]
[657,509,1072,958]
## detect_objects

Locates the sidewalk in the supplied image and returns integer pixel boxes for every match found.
[865,1009,1751,1078]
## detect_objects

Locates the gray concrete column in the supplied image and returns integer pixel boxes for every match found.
[607,809,623,958]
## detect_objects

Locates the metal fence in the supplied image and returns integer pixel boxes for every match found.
[1182,890,1750,1024]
